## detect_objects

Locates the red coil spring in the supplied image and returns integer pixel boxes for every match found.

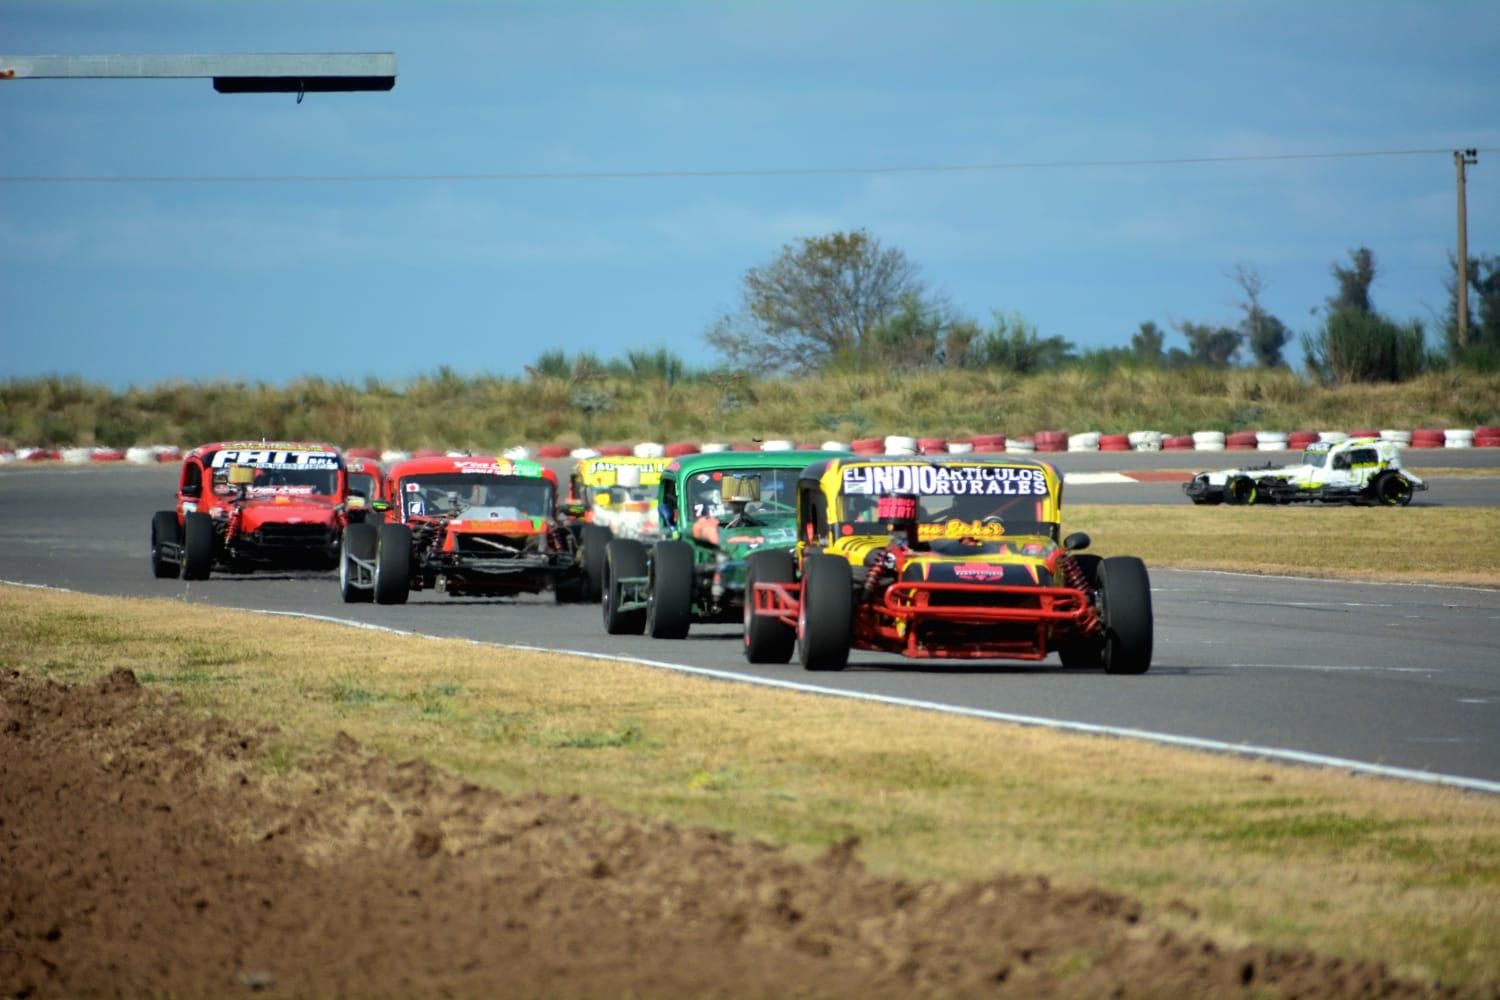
[862,551,888,598]
[1061,555,1092,592]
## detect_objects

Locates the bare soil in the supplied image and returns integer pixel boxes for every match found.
[1,668,1466,998]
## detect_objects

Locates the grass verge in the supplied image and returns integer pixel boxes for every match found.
[2,584,1497,989]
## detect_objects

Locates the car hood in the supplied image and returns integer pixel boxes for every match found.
[238,497,339,530]
[832,533,1065,585]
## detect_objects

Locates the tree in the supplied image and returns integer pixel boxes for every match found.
[1176,320,1242,368]
[1327,247,1376,315]
[1444,252,1500,370]
[1232,264,1291,368]
[1130,321,1165,365]
[1303,248,1426,383]
[705,230,924,374]
[977,312,1075,373]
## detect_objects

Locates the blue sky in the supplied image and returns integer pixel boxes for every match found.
[3,0,1497,388]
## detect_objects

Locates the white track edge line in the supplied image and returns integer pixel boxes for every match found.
[7,580,1498,797]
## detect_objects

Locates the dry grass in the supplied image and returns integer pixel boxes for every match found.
[1067,505,1500,588]
[2,584,1497,988]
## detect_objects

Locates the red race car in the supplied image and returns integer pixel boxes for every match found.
[344,456,386,523]
[338,455,585,604]
[150,441,360,580]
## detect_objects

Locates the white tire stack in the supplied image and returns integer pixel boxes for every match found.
[1128,430,1163,451]
[1445,428,1475,449]
[1191,431,1226,451]
[502,445,532,460]
[633,441,665,458]
[1380,429,1412,445]
[760,439,794,452]
[381,449,412,464]
[1318,431,1349,444]
[61,447,92,464]
[884,435,918,456]
[1006,438,1036,454]
[1067,432,1100,452]
[126,446,157,464]
[820,440,850,451]
[946,441,974,454]
[1255,431,1289,452]
[569,447,600,460]
[699,442,730,454]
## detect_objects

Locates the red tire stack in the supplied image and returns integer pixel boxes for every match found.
[851,437,884,455]
[664,441,699,457]
[1098,433,1131,452]
[1349,429,1379,440]
[346,446,382,460]
[1474,426,1500,447]
[596,444,633,457]
[970,433,1006,453]
[1287,431,1319,450]
[412,448,445,458]
[1226,431,1259,450]
[90,448,126,462]
[536,445,571,458]
[1410,428,1446,449]
[1162,435,1194,450]
[1034,430,1066,453]
[917,437,947,454]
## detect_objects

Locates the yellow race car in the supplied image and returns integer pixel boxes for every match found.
[565,455,672,601]
[744,456,1153,673]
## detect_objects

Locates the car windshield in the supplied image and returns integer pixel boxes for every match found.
[1303,449,1328,468]
[348,471,379,501]
[684,468,798,521]
[217,466,339,497]
[592,484,656,505]
[397,473,553,521]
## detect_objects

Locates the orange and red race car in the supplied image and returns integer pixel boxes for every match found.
[150,441,358,580]
[339,455,584,604]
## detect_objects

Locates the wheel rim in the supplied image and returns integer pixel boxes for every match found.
[339,544,350,592]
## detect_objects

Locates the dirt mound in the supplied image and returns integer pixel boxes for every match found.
[1,668,1454,998]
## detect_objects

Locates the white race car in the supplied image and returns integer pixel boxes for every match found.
[1183,436,1426,506]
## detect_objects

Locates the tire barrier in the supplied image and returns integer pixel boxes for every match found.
[851,437,884,454]
[1318,431,1349,444]
[61,447,93,464]
[412,448,445,458]
[1445,428,1475,449]
[1162,435,1194,450]
[1287,431,1320,449]
[821,440,851,451]
[916,437,947,454]
[1255,431,1289,451]
[1067,432,1101,452]
[1379,430,1412,446]
[1476,426,1500,448]
[730,442,760,452]
[1034,430,1066,453]
[1410,429,1445,449]
[1006,436,1036,454]
[570,447,600,459]
[536,445,572,458]
[946,441,974,454]
[380,449,412,464]
[126,446,157,464]
[884,435,918,455]
[89,448,125,462]
[699,442,730,453]
[632,442,665,458]
[1225,431,1258,450]
[1098,433,1131,452]
[969,433,1006,452]
[663,441,699,457]
[595,445,633,457]
[1350,429,1379,440]
[1127,431,1163,451]
[345,447,382,460]
[502,446,531,460]
[1191,430,1225,452]
[760,439,794,452]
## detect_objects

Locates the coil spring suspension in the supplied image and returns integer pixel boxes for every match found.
[547,524,572,554]
[1061,554,1092,593]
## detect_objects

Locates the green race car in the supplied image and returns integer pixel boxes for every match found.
[601,450,850,637]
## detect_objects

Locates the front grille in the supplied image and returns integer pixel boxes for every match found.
[926,589,1042,610]
[251,523,333,549]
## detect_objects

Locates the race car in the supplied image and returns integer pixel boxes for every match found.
[744,456,1153,673]
[600,450,850,637]
[1183,436,1426,506]
[338,454,583,604]
[150,441,356,580]
[565,455,672,601]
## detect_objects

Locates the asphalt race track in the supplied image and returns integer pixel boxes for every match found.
[3,462,1498,792]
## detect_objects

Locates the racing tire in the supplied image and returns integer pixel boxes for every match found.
[150,510,181,579]
[744,550,796,664]
[1097,556,1153,675]
[580,523,613,602]
[645,540,694,639]
[1225,476,1258,506]
[1371,471,1414,507]
[181,512,216,581]
[602,539,648,635]
[339,523,378,604]
[373,523,412,605]
[798,552,852,671]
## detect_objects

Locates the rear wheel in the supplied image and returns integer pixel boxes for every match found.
[602,539,647,635]
[580,523,613,602]
[150,510,181,579]
[1097,556,1153,674]
[181,512,216,581]
[744,550,796,664]
[1372,471,1414,506]
[798,552,852,671]
[1225,476,1258,505]
[373,523,412,605]
[646,540,694,639]
[340,523,377,603]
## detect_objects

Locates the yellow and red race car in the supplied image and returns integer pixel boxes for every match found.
[565,455,672,601]
[744,456,1153,673]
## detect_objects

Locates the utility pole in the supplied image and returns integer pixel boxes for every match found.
[1455,148,1478,350]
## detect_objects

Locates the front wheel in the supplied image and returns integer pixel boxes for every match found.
[1225,476,1258,506]
[373,523,412,605]
[646,541,694,639]
[150,510,181,579]
[744,550,795,664]
[1371,471,1414,506]
[579,523,613,602]
[340,523,377,604]
[181,512,216,581]
[798,552,852,671]
[1097,556,1153,675]
[602,539,647,635]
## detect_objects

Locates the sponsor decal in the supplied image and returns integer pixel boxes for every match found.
[723,535,765,545]
[916,520,1006,540]
[210,448,339,470]
[842,464,1048,497]
[951,563,1009,582]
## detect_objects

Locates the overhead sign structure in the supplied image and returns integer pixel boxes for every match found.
[0,53,396,95]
